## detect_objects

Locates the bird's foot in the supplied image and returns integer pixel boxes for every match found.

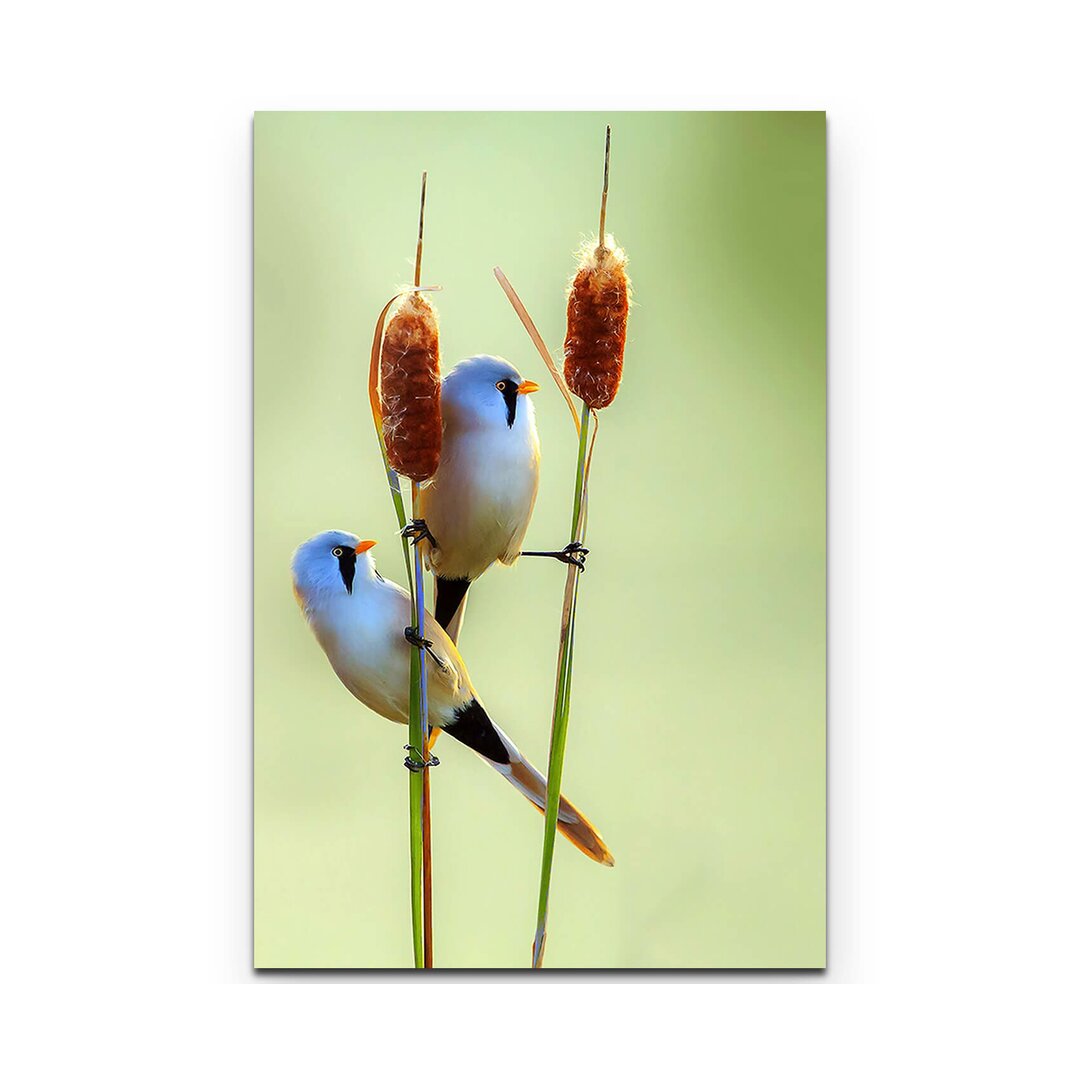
[559,541,589,570]
[520,541,589,571]
[401,518,438,549]
[404,625,450,673]
[403,745,441,772]
[403,625,433,650]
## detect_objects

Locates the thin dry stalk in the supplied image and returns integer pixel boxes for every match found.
[492,267,581,434]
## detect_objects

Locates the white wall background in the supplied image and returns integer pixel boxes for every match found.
[1,1,1076,1075]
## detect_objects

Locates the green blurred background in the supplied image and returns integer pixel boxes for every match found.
[254,112,825,969]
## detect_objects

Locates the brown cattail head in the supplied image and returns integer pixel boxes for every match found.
[379,292,442,482]
[563,238,630,410]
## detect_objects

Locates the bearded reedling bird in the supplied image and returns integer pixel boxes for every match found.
[291,530,614,866]
[415,355,587,642]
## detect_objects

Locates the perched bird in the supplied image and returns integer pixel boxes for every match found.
[291,529,613,866]
[416,355,586,641]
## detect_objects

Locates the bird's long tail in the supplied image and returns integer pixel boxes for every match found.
[502,754,615,867]
[433,576,470,643]
[442,700,614,866]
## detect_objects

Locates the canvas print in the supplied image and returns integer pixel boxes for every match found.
[255,111,825,968]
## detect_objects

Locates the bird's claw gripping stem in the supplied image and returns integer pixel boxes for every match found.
[403,745,440,772]
[404,625,433,650]
[401,518,438,549]
[404,625,452,674]
[560,541,588,571]
[520,541,589,572]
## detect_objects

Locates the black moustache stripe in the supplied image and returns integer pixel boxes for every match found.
[338,551,357,594]
[501,382,518,428]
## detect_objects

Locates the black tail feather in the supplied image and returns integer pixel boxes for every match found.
[434,576,470,633]
[444,699,510,764]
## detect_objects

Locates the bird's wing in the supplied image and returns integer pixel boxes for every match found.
[498,456,541,565]
[366,573,469,719]
[420,608,474,712]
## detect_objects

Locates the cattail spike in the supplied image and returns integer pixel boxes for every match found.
[564,129,629,410]
[381,292,442,481]
[563,242,630,410]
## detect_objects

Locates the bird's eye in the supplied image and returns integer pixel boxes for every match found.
[332,547,344,558]
[496,380,507,391]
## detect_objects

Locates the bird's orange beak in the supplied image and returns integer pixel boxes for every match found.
[518,380,541,395]
[355,539,377,554]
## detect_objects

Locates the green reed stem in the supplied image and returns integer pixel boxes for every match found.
[411,489,434,969]
[374,438,425,969]
[532,400,592,968]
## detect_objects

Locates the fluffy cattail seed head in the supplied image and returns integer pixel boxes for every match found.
[563,239,630,410]
[380,292,442,482]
